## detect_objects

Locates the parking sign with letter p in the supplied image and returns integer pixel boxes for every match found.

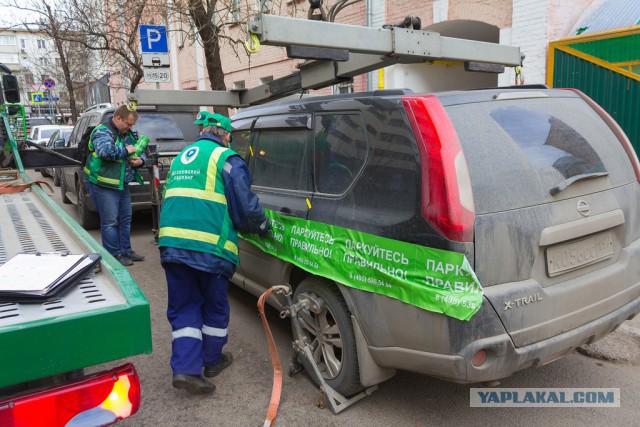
[139,25,168,53]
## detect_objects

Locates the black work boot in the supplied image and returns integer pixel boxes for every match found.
[172,374,216,394]
[126,251,145,261]
[204,352,233,378]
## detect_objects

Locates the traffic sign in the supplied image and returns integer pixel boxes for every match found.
[139,25,168,53]
[43,78,56,89]
[31,92,45,104]
[43,97,60,101]
[142,53,170,68]
[143,68,170,83]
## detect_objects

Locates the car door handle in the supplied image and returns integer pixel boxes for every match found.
[279,207,296,217]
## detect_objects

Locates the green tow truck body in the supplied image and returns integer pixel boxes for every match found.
[1,71,151,424]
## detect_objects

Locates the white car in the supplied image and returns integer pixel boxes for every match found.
[27,125,73,146]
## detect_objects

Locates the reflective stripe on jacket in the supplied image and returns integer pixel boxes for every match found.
[84,122,143,189]
[158,139,240,265]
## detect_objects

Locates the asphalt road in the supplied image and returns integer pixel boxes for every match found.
[31,171,640,426]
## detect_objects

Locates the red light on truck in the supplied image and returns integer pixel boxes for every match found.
[0,364,140,427]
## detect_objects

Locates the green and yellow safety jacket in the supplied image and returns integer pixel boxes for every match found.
[84,122,143,190]
[158,139,240,265]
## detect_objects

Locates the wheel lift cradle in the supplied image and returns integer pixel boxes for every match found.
[127,13,523,411]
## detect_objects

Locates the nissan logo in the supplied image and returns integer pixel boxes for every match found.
[577,200,591,217]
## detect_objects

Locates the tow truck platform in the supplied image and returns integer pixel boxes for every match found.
[0,170,152,390]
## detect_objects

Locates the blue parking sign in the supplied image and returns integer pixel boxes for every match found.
[139,25,168,53]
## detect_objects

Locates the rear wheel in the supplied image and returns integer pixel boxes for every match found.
[77,179,100,229]
[60,174,71,204]
[52,168,61,186]
[293,277,362,397]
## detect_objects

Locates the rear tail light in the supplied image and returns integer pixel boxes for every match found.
[402,95,475,242]
[0,364,140,427]
[562,88,640,182]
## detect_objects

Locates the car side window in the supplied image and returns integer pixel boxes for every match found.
[230,130,251,159]
[250,129,311,191]
[69,117,87,147]
[314,113,367,194]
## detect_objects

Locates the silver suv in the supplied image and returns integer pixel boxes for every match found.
[230,87,640,396]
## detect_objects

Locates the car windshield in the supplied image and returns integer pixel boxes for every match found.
[133,113,200,142]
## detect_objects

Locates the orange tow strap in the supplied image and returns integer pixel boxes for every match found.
[257,287,283,427]
[0,179,53,195]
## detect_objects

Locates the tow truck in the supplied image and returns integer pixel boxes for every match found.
[0,65,151,425]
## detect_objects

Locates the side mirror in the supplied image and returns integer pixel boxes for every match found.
[54,139,66,148]
[2,75,20,104]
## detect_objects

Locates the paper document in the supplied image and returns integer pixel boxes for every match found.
[0,253,87,292]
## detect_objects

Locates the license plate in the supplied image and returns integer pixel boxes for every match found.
[546,231,614,277]
[158,156,175,167]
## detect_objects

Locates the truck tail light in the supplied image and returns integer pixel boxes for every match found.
[0,364,140,427]
[561,88,640,182]
[402,95,475,242]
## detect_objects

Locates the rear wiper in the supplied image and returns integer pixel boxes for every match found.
[549,172,609,196]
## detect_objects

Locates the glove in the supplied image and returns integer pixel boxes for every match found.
[258,218,272,237]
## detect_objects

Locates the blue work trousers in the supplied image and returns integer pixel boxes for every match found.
[84,179,132,257]
[163,262,230,375]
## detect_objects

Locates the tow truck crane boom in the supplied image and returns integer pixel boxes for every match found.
[129,13,523,107]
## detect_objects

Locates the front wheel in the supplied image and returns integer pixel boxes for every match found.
[293,277,362,397]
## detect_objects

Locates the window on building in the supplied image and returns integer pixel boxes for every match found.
[0,53,19,64]
[333,81,354,94]
[55,58,61,66]
[233,80,245,90]
[259,76,274,85]
[229,0,241,22]
[257,0,270,12]
[37,39,46,49]
[0,35,16,46]
[177,16,184,47]
[20,39,27,49]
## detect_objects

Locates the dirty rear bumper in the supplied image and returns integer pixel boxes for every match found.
[367,295,640,383]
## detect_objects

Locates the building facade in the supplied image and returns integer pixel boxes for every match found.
[109,0,600,106]
[0,28,67,117]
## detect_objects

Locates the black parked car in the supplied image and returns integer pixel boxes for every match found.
[59,105,199,229]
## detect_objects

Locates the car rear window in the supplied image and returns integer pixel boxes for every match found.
[30,118,53,126]
[99,112,199,145]
[40,128,58,139]
[445,96,636,214]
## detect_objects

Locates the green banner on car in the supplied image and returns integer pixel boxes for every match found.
[242,210,483,321]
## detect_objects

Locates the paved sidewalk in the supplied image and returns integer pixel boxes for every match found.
[577,315,640,365]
